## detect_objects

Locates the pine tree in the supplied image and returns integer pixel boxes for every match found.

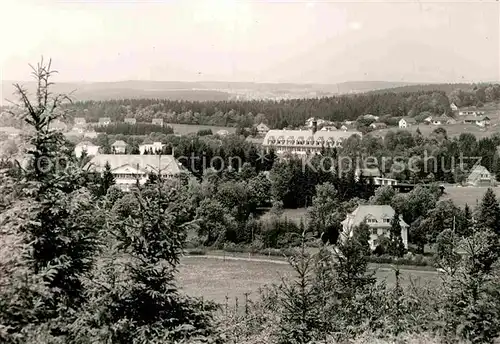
[389,211,406,257]
[0,59,99,341]
[74,178,216,342]
[477,188,500,235]
[353,221,371,255]
[100,161,115,196]
[462,203,474,237]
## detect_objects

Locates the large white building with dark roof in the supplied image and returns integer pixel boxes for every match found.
[86,154,184,191]
[262,129,361,155]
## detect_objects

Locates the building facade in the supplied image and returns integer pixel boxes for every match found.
[86,154,183,191]
[262,129,361,155]
[341,205,408,250]
[74,141,100,158]
[139,141,165,154]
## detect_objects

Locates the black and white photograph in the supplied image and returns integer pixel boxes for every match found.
[1,0,500,343]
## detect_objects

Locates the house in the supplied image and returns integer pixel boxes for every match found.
[49,120,68,132]
[256,122,270,134]
[458,108,485,117]
[341,205,408,250]
[84,129,98,139]
[320,126,338,131]
[305,117,326,128]
[262,129,361,155]
[463,115,490,127]
[74,141,100,158]
[86,154,183,191]
[450,103,459,112]
[423,116,433,124]
[398,117,417,128]
[466,165,495,186]
[98,117,111,126]
[355,167,381,182]
[124,118,137,125]
[111,140,127,154]
[139,141,165,155]
[152,118,164,126]
[431,115,454,126]
[0,126,22,139]
[340,124,357,131]
[370,122,387,130]
[216,129,230,137]
[71,125,86,135]
[74,117,86,125]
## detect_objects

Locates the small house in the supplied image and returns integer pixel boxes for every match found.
[74,141,100,158]
[152,118,164,126]
[124,118,137,125]
[399,117,416,128]
[341,205,408,250]
[99,117,111,126]
[256,122,270,134]
[463,115,490,127]
[466,165,495,186]
[111,140,127,154]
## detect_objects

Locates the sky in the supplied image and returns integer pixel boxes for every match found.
[0,0,499,84]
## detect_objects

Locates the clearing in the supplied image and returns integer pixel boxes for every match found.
[178,256,440,304]
[441,185,500,209]
[167,123,236,135]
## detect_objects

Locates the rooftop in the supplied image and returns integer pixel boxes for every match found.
[86,154,182,175]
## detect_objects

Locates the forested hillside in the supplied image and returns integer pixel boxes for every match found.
[69,90,451,128]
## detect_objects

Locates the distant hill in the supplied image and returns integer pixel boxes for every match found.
[367,83,477,95]
[0,80,450,103]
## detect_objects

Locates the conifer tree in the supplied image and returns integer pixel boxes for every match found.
[477,188,500,235]
[100,161,115,196]
[0,59,99,341]
[388,211,406,257]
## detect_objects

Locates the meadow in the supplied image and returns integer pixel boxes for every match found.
[167,123,237,135]
[178,256,440,304]
[441,185,500,208]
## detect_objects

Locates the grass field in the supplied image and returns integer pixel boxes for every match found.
[259,208,309,225]
[178,256,440,304]
[167,123,236,135]
[373,123,500,140]
[441,185,500,209]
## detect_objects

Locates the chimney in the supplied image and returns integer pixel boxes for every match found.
[312,120,317,134]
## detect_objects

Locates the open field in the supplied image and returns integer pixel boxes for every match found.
[372,123,500,139]
[259,208,309,225]
[178,256,440,304]
[441,185,500,209]
[167,123,236,135]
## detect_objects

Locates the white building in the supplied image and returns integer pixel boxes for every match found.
[341,205,408,250]
[74,117,86,125]
[139,141,165,155]
[256,122,270,134]
[262,129,361,155]
[74,141,100,158]
[86,154,183,191]
[111,140,127,154]
[463,115,490,127]
[399,117,417,128]
[124,118,137,125]
[450,103,459,111]
[98,117,111,126]
[152,118,164,126]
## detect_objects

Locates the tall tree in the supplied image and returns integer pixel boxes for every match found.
[100,161,115,196]
[0,59,99,341]
[388,211,406,257]
[477,188,500,235]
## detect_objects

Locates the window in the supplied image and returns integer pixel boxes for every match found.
[383,218,390,223]
[366,218,377,224]
[371,228,377,235]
